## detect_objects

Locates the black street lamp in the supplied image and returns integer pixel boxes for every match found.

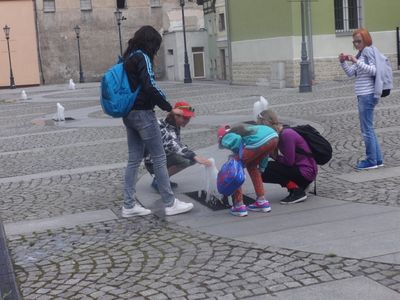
[179,0,192,83]
[299,0,312,92]
[74,25,85,83]
[3,25,16,89]
[114,9,126,56]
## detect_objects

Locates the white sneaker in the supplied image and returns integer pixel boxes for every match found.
[165,198,193,216]
[122,204,151,217]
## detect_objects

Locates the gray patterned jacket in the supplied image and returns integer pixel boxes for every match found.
[144,117,196,164]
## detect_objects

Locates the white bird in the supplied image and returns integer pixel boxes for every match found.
[68,79,76,90]
[53,102,65,121]
[21,90,28,100]
[253,96,269,121]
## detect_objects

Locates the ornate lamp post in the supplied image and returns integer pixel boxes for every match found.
[179,0,192,83]
[114,9,126,56]
[299,0,312,92]
[3,25,16,89]
[74,25,85,83]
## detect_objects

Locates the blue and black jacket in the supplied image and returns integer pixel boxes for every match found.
[124,50,172,112]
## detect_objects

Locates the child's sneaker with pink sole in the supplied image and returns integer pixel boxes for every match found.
[230,205,248,217]
[248,199,271,212]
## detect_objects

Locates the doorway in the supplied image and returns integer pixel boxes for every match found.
[192,47,205,78]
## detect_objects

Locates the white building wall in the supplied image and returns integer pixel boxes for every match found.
[163,4,209,81]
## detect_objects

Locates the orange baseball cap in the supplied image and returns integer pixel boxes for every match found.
[174,101,195,117]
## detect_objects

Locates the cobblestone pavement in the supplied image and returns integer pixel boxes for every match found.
[1,79,400,299]
[7,218,400,299]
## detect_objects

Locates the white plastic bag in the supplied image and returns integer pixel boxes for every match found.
[202,158,219,203]
[253,96,269,121]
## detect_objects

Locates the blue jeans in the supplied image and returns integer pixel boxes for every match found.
[357,94,383,165]
[123,110,175,208]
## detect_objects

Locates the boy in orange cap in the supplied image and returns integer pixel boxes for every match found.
[145,101,212,191]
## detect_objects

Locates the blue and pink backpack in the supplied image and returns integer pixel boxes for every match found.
[217,145,246,196]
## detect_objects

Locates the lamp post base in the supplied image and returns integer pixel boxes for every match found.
[10,77,16,89]
[184,63,192,83]
[299,61,312,93]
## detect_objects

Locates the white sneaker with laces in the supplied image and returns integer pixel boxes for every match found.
[122,204,151,217]
[165,198,193,216]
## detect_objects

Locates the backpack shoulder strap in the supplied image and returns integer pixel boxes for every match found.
[290,126,313,157]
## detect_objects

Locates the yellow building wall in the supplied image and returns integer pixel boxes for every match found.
[0,0,40,87]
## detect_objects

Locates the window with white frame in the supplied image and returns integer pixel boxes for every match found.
[334,0,361,33]
[218,13,225,31]
[43,0,55,12]
[150,0,161,7]
[80,0,92,11]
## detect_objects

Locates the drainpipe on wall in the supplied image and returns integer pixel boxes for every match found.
[224,0,233,84]
[33,0,45,84]
[305,0,314,80]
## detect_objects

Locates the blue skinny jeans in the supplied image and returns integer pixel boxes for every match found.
[357,93,383,165]
[122,110,175,209]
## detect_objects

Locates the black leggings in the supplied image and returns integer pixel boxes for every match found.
[262,161,312,190]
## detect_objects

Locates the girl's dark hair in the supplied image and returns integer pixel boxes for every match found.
[123,25,162,60]
[229,125,254,137]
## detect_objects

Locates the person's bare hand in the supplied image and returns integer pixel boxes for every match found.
[338,53,347,63]
[195,156,212,166]
[348,54,357,63]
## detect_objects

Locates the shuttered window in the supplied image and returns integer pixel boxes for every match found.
[43,0,55,13]
[80,0,92,11]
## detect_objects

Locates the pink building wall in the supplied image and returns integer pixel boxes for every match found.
[0,0,40,87]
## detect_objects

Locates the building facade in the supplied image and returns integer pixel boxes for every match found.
[227,0,400,88]
[162,1,208,81]
[0,0,41,87]
[201,0,230,81]
[0,0,207,87]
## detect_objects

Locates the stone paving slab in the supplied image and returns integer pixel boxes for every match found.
[337,166,400,183]
[368,252,400,264]
[252,276,400,300]
[4,209,118,236]
[0,163,126,184]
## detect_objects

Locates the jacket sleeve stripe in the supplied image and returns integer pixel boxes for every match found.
[142,52,166,98]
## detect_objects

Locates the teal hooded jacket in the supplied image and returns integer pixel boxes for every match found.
[221,125,278,153]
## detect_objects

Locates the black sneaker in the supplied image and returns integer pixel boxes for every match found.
[280,188,307,204]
